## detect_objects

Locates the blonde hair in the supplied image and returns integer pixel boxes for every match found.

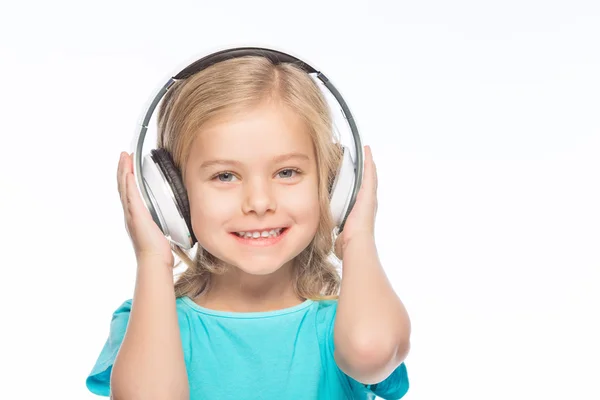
[156,56,343,301]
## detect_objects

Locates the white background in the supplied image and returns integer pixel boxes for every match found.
[1,0,598,399]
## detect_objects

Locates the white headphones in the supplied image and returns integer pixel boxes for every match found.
[131,47,364,250]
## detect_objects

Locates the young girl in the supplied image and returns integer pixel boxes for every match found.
[86,51,411,399]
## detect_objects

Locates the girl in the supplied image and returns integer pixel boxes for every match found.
[86,52,411,399]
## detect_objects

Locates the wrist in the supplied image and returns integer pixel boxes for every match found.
[340,231,375,252]
[136,253,174,271]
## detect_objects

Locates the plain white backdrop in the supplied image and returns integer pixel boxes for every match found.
[1,0,598,399]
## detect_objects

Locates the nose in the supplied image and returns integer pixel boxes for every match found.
[241,178,277,216]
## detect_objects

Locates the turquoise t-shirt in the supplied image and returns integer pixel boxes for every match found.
[86,296,409,399]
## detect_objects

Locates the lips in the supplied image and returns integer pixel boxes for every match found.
[233,227,287,238]
[229,227,290,246]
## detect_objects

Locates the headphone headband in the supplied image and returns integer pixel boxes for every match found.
[173,47,317,79]
[132,46,363,246]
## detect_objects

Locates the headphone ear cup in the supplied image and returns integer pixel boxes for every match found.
[142,148,197,248]
[329,145,356,230]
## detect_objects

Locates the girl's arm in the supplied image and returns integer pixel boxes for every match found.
[111,153,189,399]
[333,146,411,384]
[334,234,411,385]
[110,259,189,400]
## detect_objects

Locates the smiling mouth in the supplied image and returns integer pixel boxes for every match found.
[232,228,287,239]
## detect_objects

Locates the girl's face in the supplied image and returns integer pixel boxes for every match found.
[184,101,321,276]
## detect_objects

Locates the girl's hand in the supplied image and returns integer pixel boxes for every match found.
[117,152,174,268]
[335,145,378,259]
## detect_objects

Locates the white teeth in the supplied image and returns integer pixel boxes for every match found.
[235,228,284,239]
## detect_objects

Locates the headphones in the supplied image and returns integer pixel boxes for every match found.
[131,47,364,250]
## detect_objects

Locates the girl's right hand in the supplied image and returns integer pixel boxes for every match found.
[117,152,174,268]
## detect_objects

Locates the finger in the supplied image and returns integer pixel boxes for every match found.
[117,152,124,196]
[117,152,128,211]
[368,146,378,192]
[124,163,154,228]
[125,153,141,205]
[362,145,377,194]
[121,153,136,220]
[334,235,343,260]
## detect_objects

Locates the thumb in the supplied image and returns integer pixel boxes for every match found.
[334,235,344,260]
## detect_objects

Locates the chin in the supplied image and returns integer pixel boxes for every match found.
[233,259,288,276]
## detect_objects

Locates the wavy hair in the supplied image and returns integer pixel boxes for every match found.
[155,55,343,301]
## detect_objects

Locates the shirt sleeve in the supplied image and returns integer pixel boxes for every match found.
[347,362,410,400]
[85,299,132,397]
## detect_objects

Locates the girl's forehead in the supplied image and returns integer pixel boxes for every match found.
[191,104,314,158]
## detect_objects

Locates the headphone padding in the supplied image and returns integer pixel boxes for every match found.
[329,145,356,229]
[150,148,197,244]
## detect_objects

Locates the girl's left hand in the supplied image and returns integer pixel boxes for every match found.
[334,145,378,259]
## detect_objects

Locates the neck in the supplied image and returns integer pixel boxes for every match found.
[193,260,305,313]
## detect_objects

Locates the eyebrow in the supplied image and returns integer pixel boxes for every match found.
[199,152,310,170]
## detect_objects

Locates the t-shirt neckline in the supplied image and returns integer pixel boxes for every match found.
[181,296,314,319]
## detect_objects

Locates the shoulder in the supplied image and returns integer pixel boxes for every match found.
[314,299,339,326]
[306,299,339,351]
[107,297,192,315]
[106,296,198,328]
[86,297,197,396]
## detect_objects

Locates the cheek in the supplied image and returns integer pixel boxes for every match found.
[187,189,237,234]
[281,182,321,226]
[187,180,321,230]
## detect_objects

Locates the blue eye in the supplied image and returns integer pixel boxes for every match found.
[216,172,237,182]
[213,169,299,182]
[277,169,299,179]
